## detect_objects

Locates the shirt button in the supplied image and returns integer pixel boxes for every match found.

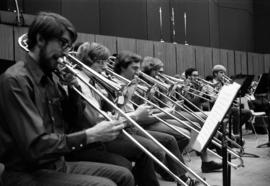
[80,144,83,148]
[72,147,76,150]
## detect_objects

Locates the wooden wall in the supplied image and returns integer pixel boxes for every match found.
[1,0,255,52]
[0,23,269,79]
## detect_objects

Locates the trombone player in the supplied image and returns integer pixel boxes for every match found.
[75,44,201,186]
[212,65,252,145]
[139,58,222,173]
[0,12,135,186]
[69,42,161,186]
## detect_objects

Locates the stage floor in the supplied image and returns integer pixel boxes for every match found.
[159,132,270,186]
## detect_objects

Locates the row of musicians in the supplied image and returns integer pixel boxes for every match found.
[0,11,252,186]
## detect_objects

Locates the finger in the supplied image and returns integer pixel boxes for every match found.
[112,123,125,131]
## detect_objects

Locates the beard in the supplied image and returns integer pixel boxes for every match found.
[39,45,59,75]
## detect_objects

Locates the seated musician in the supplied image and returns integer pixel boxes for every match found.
[0,12,134,186]
[139,58,222,173]
[75,43,200,186]
[212,65,252,145]
[70,42,161,186]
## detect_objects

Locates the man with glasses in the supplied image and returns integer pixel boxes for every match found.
[0,12,134,186]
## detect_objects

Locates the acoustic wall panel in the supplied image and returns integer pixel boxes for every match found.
[136,39,154,58]
[0,24,14,61]
[117,37,137,53]
[14,26,28,61]
[195,46,213,78]
[154,41,177,75]
[176,44,195,75]
[76,33,95,45]
[264,54,270,73]
[95,34,117,55]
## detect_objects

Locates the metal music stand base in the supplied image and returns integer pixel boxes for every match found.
[240,151,260,158]
[257,123,270,148]
[222,121,231,186]
[257,142,270,148]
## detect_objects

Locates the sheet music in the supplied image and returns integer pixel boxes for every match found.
[191,82,241,152]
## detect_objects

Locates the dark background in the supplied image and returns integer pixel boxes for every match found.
[1,0,270,53]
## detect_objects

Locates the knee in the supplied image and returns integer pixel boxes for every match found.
[95,178,117,186]
[152,147,166,161]
[177,137,189,152]
[117,167,135,186]
[162,135,179,150]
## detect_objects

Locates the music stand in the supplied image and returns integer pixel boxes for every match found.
[233,75,260,157]
[234,75,254,97]
[254,73,270,148]
[254,73,270,95]
[192,83,242,186]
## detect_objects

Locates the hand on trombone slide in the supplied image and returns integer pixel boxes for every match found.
[85,120,126,143]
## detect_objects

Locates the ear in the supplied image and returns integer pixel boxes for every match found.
[36,34,46,48]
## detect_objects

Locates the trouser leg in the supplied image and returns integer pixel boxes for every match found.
[66,144,132,170]
[66,161,134,186]
[145,120,190,152]
[147,130,187,181]
[105,134,160,186]
[3,166,117,186]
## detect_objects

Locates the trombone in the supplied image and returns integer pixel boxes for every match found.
[143,71,243,150]
[104,66,243,168]
[157,73,216,103]
[18,33,209,186]
[105,58,243,152]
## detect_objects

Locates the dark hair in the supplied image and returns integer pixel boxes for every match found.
[27,12,77,50]
[77,42,110,67]
[205,75,213,81]
[185,68,197,78]
[141,56,163,75]
[114,51,142,74]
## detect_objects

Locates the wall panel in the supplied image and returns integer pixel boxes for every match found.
[219,49,228,69]
[247,53,254,75]
[176,44,195,75]
[95,35,117,55]
[136,39,154,57]
[212,48,220,66]
[258,54,265,76]
[154,42,176,75]
[227,50,235,77]
[235,51,248,75]
[195,46,213,78]
[14,26,28,61]
[264,54,270,73]
[235,51,242,75]
[117,37,137,53]
[76,33,95,45]
[0,24,14,61]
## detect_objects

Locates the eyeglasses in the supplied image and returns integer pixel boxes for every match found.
[58,37,72,51]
